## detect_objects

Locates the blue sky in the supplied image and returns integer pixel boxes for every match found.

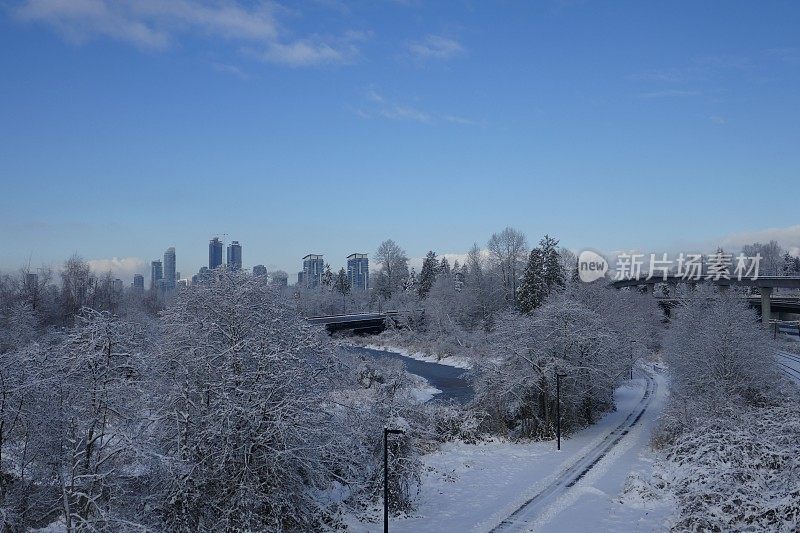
[1,1,799,281]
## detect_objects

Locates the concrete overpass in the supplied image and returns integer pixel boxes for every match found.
[611,276,800,325]
[306,312,388,335]
[306,310,423,335]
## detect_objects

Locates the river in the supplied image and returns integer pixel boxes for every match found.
[345,346,473,403]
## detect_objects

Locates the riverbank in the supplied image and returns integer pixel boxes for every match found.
[351,338,473,370]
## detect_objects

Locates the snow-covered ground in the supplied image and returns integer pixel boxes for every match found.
[363,343,473,369]
[350,367,670,532]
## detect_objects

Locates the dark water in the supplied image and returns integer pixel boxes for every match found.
[346,346,474,403]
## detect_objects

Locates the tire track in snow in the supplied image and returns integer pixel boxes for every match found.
[489,370,657,532]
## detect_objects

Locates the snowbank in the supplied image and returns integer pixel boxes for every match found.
[363,343,473,370]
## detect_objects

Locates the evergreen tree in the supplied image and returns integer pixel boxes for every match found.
[321,263,333,288]
[540,235,565,291]
[517,235,565,313]
[404,268,418,293]
[782,252,800,276]
[517,248,546,313]
[439,257,451,278]
[333,268,351,312]
[418,251,438,298]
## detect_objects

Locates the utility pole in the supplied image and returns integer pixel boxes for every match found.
[384,427,405,533]
[556,373,566,451]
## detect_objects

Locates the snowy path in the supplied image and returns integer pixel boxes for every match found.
[351,367,669,532]
[491,370,658,532]
[776,350,800,384]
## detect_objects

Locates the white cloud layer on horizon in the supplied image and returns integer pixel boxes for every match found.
[12,0,363,67]
[718,224,800,257]
[87,256,147,282]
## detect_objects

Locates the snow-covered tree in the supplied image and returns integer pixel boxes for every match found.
[418,251,438,298]
[459,244,503,332]
[334,267,351,312]
[540,235,565,291]
[517,248,545,314]
[517,235,566,313]
[375,240,409,300]
[665,286,781,419]
[438,257,451,278]
[742,240,784,276]
[473,282,659,439]
[782,251,800,276]
[487,227,528,304]
[10,309,146,530]
[404,268,419,294]
[153,270,357,531]
[321,263,334,288]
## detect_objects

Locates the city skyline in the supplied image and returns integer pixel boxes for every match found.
[4,224,800,287]
[2,2,798,280]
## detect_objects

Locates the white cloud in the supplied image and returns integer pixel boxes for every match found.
[13,0,278,48]
[87,256,147,280]
[406,35,464,60]
[212,62,248,79]
[12,0,363,67]
[638,89,701,99]
[718,225,800,255]
[260,35,361,67]
[358,88,474,125]
[379,104,431,123]
[443,114,476,125]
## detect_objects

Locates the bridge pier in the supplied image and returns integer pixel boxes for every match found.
[761,287,772,327]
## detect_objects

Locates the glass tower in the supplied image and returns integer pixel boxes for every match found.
[164,247,176,289]
[347,253,369,291]
[227,241,242,270]
[302,254,324,288]
[209,237,223,269]
[151,260,163,290]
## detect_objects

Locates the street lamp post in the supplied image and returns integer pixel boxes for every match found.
[556,373,566,451]
[384,427,405,533]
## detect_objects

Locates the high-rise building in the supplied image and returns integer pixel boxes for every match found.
[347,253,369,291]
[297,271,304,286]
[253,264,268,277]
[302,254,324,288]
[164,247,176,289]
[113,278,124,293]
[227,241,242,270]
[209,237,224,270]
[151,260,163,290]
[133,274,144,292]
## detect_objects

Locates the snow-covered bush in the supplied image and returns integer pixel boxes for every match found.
[427,402,483,444]
[663,286,782,438]
[662,402,800,532]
